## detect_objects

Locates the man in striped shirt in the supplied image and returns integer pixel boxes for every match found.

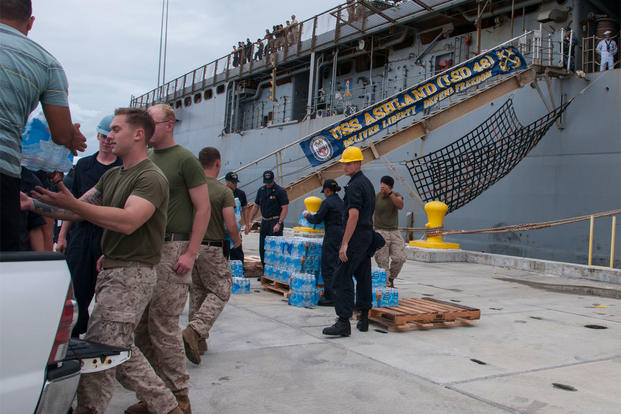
[0,0,86,251]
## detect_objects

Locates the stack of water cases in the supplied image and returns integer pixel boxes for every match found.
[231,260,250,294]
[263,236,323,307]
[371,267,398,307]
[225,198,243,249]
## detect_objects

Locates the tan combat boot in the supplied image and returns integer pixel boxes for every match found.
[198,338,207,355]
[175,394,192,414]
[167,406,184,414]
[182,326,202,364]
[124,401,148,414]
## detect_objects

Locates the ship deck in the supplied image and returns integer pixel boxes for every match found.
[106,231,621,413]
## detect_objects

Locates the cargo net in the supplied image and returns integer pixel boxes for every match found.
[404,98,571,213]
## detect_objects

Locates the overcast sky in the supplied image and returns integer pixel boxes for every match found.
[28,0,342,156]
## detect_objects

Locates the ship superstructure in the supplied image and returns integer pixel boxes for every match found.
[132,0,621,266]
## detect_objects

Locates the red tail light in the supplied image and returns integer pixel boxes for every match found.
[48,285,78,364]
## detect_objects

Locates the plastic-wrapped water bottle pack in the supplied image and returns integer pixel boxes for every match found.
[288,273,319,307]
[263,236,323,283]
[232,277,250,294]
[230,260,244,277]
[21,113,74,173]
[371,267,387,288]
[371,287,399,307]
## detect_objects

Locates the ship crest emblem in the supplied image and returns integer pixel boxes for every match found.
[309,135,333,162]
[496,48,523,72]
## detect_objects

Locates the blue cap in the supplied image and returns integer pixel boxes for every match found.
[96,114,114,136]
[263,170,274,183]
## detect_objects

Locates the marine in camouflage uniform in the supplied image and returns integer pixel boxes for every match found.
[126,105,210,414]
[24,109,182,414]
[182,147,241,365]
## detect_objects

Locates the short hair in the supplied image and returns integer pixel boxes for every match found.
[199,147,221,168]
[114,108,155,141]
[149,103,175,122]
[0,0,32,21]
[381,175,394,187]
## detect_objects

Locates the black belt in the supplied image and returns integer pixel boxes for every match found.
[202,240,223,247]
[164,232,190,242]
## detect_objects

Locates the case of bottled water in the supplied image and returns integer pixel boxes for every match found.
[371,287,399,307]
[263,236,323,289]
[232,277,250,294]
[288,273,319,307]
[21,113,74,173]
[371,267,387,288]
[230,260,244,277]
[297,210,325,231]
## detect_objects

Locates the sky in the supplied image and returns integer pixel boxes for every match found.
[28,0,343,156]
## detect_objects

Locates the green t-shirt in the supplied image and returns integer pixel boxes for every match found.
[374,191,402,230]
[95,159,169,265]
[204,177,235,242]
[149,145,206,233]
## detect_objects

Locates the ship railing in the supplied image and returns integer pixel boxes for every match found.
[131,0,478,108]
[224,30,566,204]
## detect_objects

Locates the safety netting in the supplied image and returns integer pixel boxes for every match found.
[404,98,571,213]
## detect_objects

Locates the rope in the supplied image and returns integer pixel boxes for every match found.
[399,208,621,237]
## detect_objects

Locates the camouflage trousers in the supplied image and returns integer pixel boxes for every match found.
[189,245,232,339]
[135,241,191,397]
[374,229,407,281]
[75,262,177,414]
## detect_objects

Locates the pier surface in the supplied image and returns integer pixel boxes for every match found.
[107,232,621,414]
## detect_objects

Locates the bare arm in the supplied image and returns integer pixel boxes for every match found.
[56,219,71,254]
[28,182,156,235]
[390,193,404,210]
[173,184,211,275]
[41,104,87,155]
[223,206,242,248]
[339,208,359,262]
[273,204,289,233]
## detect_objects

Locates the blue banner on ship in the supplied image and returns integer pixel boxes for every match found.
[300,45,527,166]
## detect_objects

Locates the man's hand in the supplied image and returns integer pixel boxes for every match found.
[69,124,87,155]
[303,211,310,218]
[173,251,196,275]
[56,234,67,254]
[273,222,281,233]
[245,224,252,235]
[20,191,34,211]
[96,255,104,272]
[30,182,76,210]
[339,243,348,262]
[233,238,242,249]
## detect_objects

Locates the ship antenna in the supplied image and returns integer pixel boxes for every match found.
[157,0,170,102]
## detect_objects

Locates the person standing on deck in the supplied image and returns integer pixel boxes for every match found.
[225,171,248,262]
[323,146,375,337]
[303,179,345,306]
[597,31,617,71]
[373,175,406,288]
[246,170,288,274]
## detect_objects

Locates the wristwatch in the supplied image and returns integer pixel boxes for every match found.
[278,221,283,226]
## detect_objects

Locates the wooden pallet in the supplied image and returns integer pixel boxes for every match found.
[261,276,290,296]
[368,297,480,332]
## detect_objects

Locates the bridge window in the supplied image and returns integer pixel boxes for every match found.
[184,97,192,107]
[216,84,225,94]
[204,89,213,99]
[194,93,202,104]
[175,100,182,109]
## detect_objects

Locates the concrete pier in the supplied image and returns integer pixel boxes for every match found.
[107,232,621,413]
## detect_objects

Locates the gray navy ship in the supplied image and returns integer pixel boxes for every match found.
[131,0,621,267]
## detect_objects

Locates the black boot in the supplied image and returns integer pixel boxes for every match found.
[322,317,351,336]
[357,309,369,332]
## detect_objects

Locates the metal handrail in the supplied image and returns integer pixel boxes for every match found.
[218,30,545,179]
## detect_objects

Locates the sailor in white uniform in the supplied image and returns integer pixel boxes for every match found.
[596,30,617,71]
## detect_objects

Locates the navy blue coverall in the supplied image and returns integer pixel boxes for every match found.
[255,183,289,266]
[334,171,375,318]
[305,193,345,301]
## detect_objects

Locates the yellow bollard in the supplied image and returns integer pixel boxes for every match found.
[410,201,460,249]
[293,196,325,233]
